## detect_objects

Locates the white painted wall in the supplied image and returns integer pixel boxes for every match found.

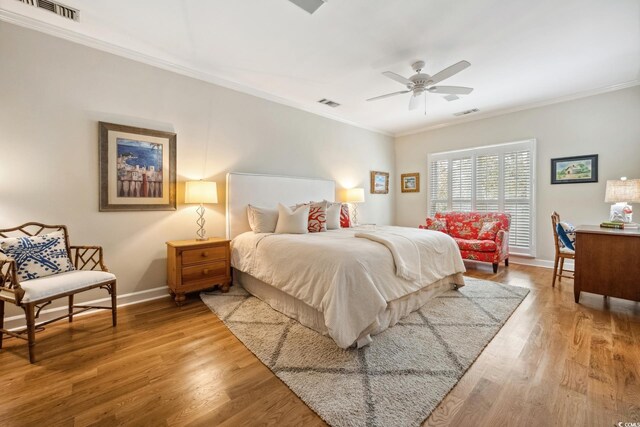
[0,23,395,317]
[395,86,640,264]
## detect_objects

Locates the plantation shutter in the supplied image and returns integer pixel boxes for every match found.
[475,154,500,213]
[429,159,449,216]
[451,157,472,211]
[504,149,533,250]
[427,139,536,256]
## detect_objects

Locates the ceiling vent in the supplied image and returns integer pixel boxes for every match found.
[454,108,479,116]
[16,0,79,21]
[288,0,327,14]
[318,98,340,108]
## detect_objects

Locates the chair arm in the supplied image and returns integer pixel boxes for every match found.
[0,252,25,303]
[495,230,509,256]
[69,245,110,272]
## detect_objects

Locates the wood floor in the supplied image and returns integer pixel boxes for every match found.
[1,263,639,426]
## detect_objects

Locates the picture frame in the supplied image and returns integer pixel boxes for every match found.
[370,171,389,194]
[401,173,420,193]
[550,154,598,185]
[99,122,177,211]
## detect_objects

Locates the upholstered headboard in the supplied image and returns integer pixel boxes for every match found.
[226,172,336,239]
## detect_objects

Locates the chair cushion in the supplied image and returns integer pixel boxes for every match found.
[0,231,74,281]
[559,247,575,255]
[21,270,116,303]
[425,217,448,233]
[454,238,498,252]
[556,221,576,251]
[477,221,500,240]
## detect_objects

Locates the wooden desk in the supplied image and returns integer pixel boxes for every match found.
[574,225,640,303]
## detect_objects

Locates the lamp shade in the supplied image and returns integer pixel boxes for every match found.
[185,181,218,204]
[345,188,365,203]
[604,178,640,203]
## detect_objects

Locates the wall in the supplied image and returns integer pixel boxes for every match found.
[395,86,640,264]
[0,22,395,318]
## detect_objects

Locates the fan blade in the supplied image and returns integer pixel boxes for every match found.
[428,60,471,85]
[443,94,459,102]
[382,71,414,86]
[428,86,473,95]
[409,92,425,110]
[366,90,410,101]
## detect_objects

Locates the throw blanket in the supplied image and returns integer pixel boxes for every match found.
[354,231,421,281]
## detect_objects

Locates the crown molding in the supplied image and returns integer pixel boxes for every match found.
[395,80,640,138]
[0,9,393,138]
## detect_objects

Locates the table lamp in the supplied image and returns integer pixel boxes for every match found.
[185,180,218,240]
[345,187,365,225]
[604,177,640,224]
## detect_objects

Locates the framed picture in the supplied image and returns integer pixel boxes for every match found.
[99,122,177,211]
[551,154,598,184]
[370,171,389,194]
[401,173,420,193]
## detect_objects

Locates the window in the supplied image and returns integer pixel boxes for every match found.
[428,139,536,256]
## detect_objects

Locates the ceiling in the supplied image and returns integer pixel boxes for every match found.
[1,0,639,136]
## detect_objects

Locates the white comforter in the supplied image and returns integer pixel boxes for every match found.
[231,226,466,348]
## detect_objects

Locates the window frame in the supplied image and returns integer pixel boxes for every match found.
[427,139,537,257]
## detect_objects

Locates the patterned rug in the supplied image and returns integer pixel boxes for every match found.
[201,277,529,427]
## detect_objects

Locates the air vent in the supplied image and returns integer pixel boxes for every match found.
[317,98,341,108]
[289,0,327,14]
[16,0,79,21]
[454,108,479,116]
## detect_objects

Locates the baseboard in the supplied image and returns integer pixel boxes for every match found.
[4,286,170,330]
[508,255,574,270]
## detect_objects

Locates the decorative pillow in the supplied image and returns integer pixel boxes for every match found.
[275,203,310,234]
[340,204,351,228]
[0,230,74,281]
[295,201,328,233]
[556,221,576,251]
[324,201,342,230]
[247,205,279,233]
[425,217,448,233]
[477,221,500,241]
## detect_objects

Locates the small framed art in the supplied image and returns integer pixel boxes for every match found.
[550,154,598,184]
[401,173,420,193]
[99,122,177,211]
[370,171,389,194]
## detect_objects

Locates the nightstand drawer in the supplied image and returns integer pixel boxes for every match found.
[182,246,226,265]
[181,260,227,284]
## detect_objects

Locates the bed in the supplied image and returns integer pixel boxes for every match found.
[226,172,466,348]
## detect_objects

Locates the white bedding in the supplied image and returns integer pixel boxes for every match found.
[231,226,466,348]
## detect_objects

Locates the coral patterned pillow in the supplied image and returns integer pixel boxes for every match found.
[340,204,351,228]
[295,201,328,233]
[477,221,500,240]
[425,217,448,233]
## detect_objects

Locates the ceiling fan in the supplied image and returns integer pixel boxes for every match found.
[367,60,473,111]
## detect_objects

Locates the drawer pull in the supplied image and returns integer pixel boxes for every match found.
[202,252,209,257]
[202,269,209,275]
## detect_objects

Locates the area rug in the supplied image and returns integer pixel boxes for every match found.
[201,277,529,427]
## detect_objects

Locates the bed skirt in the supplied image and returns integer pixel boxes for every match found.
[232,268,464,347]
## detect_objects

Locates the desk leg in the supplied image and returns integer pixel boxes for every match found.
[574,288,580,303]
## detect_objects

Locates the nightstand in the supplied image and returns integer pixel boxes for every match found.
[166,238,231,306]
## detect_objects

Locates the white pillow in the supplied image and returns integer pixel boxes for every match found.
[247,205,278,233]
[324,200,341,230]
[275,203,310,234]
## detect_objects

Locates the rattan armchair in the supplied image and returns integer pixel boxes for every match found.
[0,222,117,363]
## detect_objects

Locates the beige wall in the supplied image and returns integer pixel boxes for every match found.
[0,23,395,317]
[395,86,640,263]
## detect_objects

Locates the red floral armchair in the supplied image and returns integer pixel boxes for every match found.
[420,212,511,273]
